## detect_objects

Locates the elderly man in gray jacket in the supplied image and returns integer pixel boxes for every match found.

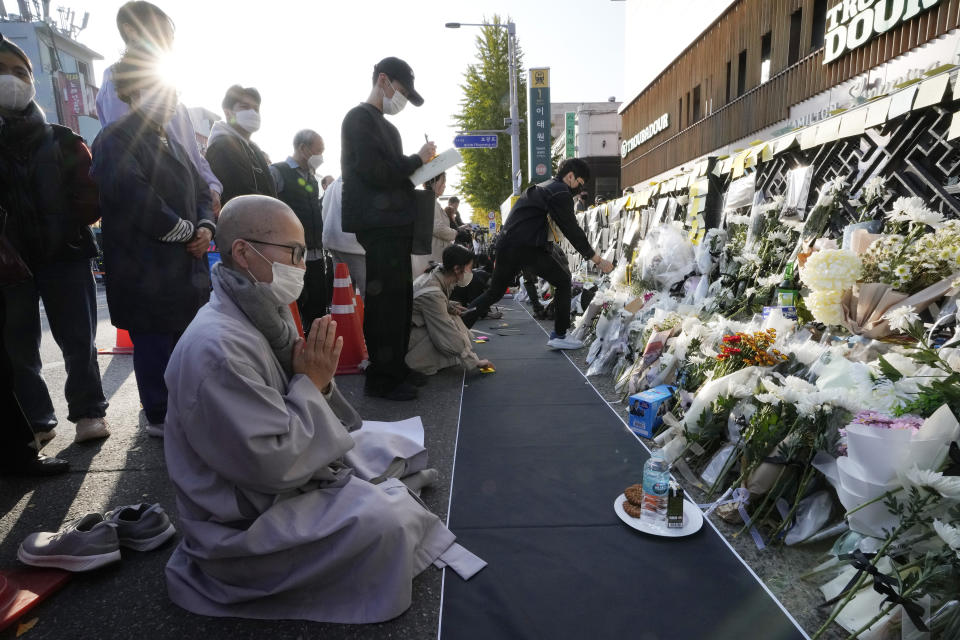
[161,195,483,623]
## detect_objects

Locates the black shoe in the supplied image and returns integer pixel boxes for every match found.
[532,308,547,320]
[407,370,429,387]
[365,382,419,401]
[1,453,69,476]
[461,308,479,328]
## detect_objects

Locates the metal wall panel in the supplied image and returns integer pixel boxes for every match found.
[621,0,960,186]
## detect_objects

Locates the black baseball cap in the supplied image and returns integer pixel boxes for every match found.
[374,57,423,107]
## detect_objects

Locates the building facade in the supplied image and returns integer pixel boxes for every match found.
[551,101,623,200]
[1,6,102,144]
[619,0,960,188]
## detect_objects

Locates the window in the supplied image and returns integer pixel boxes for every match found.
[812,0,828,50]
[77,60,89,83]
[737,49,747,96]
[678,98,683,128]
[47,45,59,71]
[788,8,803,65]
[685,91,691,128]
[725,60,732,104]
[692,85,701,122]
[760,32,772,83]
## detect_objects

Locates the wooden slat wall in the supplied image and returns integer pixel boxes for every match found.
[621,0,960,186]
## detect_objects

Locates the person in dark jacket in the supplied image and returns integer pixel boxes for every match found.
[206,85,276,205]
[0,35,110,444]
[90,56,215,437]
[341,56,434,401]
[463,159,613,350]
[270,129,328,329]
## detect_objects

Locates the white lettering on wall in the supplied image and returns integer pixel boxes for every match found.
[621,113,670,158]
[620,113,670,158]
[823,0,942,64]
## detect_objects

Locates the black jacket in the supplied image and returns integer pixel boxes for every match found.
[340,103,422,233]
[91,110,214,333]
[272,161,322,250]
[499,178,595,260]
[0,102,98,266]
[205,125,277,205]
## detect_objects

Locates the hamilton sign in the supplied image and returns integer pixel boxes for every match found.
[621,113,670,158]
[824,0,943,64]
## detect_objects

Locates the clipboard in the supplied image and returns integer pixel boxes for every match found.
[409,148,463,186]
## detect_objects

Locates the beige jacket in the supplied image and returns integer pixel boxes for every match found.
[406,270,481,375]
[412,201,458,276]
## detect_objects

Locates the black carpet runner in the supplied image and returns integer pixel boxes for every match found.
[439,300,807,640]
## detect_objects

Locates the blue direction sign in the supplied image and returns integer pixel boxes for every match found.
[454,135,499,149]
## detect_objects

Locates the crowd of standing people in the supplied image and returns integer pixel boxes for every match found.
[0,0,615,623]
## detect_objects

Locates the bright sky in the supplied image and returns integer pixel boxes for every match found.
[78,0,627,216]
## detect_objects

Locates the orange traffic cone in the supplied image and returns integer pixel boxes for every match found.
[289,302,305,338]
[331,263,368,375]
[98,328,134,355]
[354,287,364,327]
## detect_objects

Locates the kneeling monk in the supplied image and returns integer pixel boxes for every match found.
[163,195,483,623]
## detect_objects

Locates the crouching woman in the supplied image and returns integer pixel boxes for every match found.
[406,245,492,376]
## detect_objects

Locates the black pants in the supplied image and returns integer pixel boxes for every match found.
[0,295,42,464]
[521,268,543,312]
[469,245,572,336]
[3,259,107,428]
[128,331,180,425]
[357,229,413,391]
[297,257,328,334]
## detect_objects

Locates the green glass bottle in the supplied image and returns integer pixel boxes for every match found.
[776,263,800,307]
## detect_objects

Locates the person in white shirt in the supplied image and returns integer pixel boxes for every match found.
[321,177,366,297]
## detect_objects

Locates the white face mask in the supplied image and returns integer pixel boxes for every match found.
[381,82,407,115]
[138,93,177,125]
[245,242,305,305]
[308,154,324,170]
[234,109,261,133]
[0,74,36,112]
[457,268,473,288]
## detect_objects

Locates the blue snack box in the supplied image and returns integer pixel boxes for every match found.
[627,385,676,438]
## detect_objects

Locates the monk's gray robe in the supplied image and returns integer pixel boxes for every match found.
[162,280,481,623]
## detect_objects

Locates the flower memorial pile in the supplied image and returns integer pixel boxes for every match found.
[559,169,960,637]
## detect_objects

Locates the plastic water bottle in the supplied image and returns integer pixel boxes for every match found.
[641,450,670,525]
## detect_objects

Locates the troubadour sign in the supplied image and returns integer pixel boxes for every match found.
[621,113,670,158]
[823,0,943,65]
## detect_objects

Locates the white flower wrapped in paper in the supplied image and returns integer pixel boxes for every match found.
[682,366,761,433]
[800,249,862,292]
[887,196,946,229]
[882,305,920,333]
[900,466,960,500]
[807,289,845,326]
[933,519,960,559]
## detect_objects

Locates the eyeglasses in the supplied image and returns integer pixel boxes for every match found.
[243,239,306,265]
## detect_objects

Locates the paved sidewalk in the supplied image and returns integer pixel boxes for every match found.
[1,287,466,640]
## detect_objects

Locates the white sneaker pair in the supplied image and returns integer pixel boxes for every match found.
[546,336,584,350]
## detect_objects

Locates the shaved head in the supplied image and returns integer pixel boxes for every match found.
[218,195,303,269]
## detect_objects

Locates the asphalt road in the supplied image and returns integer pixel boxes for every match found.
[1,283,466,640]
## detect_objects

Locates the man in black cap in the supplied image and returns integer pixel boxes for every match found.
[341,57,434,401]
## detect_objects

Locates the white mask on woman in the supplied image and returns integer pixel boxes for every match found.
[0,74,36,112]
[234,109,261,133]
[457,268,473,288]
[381,82,407,116]
[245,242,305,305]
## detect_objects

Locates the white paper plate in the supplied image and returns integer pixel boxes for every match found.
[614,494,704,538]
